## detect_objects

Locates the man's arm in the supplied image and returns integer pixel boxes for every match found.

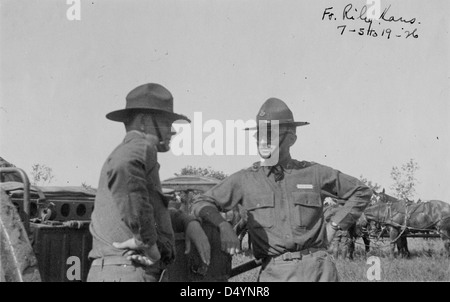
[169,208,210,265]
[169,207,198,233]
[319,166,373,231]
[108,145,159,261]
[191,171,245,255]
[192,171,245,223]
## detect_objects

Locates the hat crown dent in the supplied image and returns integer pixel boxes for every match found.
[127,83,173,102]
[106,83,190,123]
[126,83,173,111]
[257,97,294,122]
[244,97,309,130]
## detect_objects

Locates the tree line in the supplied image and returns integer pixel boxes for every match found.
[0,156,421,201]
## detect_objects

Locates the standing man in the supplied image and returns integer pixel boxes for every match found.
[192,98,372,281]
[88,83,210,282]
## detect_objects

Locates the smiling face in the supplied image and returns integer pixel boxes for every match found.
[256,125,278,159]
[256,124,297,164]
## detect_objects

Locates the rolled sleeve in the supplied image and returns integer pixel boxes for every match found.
[169,208,198,233]
[192,171,244,226]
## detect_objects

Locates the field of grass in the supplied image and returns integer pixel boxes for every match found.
[229,238,450,282]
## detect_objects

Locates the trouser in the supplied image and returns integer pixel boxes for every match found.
[87,256,167,282]
[257,250,339,282]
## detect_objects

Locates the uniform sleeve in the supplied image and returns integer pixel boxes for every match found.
[169,208,198,233]
[106,144,157,247]
[191,171,245,227]
[318,166,372,230]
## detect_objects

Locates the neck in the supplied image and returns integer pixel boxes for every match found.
[277,153,292,167]
[128,130,159,144]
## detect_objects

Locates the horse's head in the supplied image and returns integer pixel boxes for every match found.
[372,188,387,203]
[356,212,368,227]
[372,188,400,204]
[363,201,390,223]
[365,197,409,229]
[370,193,380,205]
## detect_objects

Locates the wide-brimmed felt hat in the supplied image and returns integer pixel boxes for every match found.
[244,98,309,130]
[106,83,190,123]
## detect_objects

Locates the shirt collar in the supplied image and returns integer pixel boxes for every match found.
[263,158,306,177]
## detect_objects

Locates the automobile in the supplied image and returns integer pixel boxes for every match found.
[0,167,232,282]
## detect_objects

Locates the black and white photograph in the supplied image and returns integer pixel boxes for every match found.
[1,0,449,285]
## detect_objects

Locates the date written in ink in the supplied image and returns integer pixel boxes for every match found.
[336,24,418,39]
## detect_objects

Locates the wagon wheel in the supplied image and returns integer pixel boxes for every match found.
[0,189,41,282]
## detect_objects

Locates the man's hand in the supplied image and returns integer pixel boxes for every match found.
[326,222,338,244]
[185,220,211,265]
[113,238,161,266]
[218,221,241,255]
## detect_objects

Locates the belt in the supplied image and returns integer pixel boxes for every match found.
[271,248,326,262]
[91,256,133,267]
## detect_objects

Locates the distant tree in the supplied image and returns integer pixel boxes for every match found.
[390,159,419,201]
[359,175,381,192]
[30,163,55,186]
[175,165,228,181]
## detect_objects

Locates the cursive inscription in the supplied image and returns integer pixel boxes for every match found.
[322,2,420,40]
[342,3,416,24]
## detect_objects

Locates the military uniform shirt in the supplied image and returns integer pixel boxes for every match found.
[89,131,195,265]
[192,160,372,259]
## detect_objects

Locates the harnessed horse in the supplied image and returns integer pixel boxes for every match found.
[364,191,450,258]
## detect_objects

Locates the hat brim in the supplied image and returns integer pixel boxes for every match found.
[244,121,309,130]
[106,108,191,123]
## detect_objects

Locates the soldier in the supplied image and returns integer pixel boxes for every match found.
[87,83,210,282]
[192,98,372,281]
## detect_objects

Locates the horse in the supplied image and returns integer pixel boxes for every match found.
[369,190,411,256]
[364,193,450,258]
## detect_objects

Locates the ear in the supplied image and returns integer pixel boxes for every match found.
[137,114,147,131]
[287,133,297,147]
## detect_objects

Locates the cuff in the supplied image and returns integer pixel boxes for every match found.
[198,205,227,227]
[169,208,199,233]
[330,221,340,231]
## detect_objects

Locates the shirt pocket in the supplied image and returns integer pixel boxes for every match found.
[292,191,322,229]
[246,193,275,228]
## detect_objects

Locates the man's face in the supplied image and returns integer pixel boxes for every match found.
[141,113,174,152]
[154,115,175,152]
[256,123,278,159]
[256,124,296,162]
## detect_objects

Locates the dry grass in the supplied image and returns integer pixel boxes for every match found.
[229,238,450,282]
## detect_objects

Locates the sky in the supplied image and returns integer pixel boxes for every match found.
[1,0,449,202]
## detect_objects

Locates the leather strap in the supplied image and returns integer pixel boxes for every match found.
[91,256,133,267]
[271,248,326,261]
